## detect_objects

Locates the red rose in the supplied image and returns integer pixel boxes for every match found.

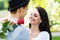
[17,19,24,25]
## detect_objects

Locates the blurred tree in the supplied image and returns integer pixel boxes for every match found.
[29,0,60,27]
[4,0,8,9]
[0,0,8,10]
[0,0,4,10]
[29,0,48,9]
[55,0,60,3]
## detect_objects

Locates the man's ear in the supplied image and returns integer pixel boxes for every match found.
[16,8,21,13]
[19,7,24,13]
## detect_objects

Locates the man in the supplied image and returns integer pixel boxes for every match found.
[7,0,30,40]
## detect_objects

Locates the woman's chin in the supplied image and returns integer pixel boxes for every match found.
[29,22,35,25]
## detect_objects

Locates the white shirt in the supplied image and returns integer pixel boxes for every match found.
[32,31,50,40]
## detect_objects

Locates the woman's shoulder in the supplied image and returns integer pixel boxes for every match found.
[39,31,49,35]
[38,31,49,37]
[37,31,50,40]
[32,31,50,40]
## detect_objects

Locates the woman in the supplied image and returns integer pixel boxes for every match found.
[29,7,52,40]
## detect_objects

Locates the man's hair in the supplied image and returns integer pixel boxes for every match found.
[10,2,29,13]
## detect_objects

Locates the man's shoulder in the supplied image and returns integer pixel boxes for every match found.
[13,25,29,38]
[17,26,29,37]
[17,25,29,32]
[14,25,29,33]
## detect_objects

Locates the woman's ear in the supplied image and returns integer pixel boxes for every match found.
[40,20,42,23]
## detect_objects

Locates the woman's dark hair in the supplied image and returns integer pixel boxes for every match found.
[29,7,52,40]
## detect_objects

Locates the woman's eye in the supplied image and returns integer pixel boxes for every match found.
[34,15,37,17]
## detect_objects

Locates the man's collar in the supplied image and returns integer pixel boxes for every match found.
[8,17,18,23]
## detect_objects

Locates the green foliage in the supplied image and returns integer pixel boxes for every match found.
[3,21,10,27]
[2,27,7,33]
[7,25,14,32]
[0,0,8,10]
[0,32,6,39]
[0,21,10,39]
[52,36,60,40]
[29,0,48,9]
[0,20,18,39]
[55,0,60,3]
[0,1,4,10]
[4,0,8,9]
[29,0,60,27]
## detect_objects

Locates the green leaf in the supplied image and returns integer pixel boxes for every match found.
[2,27,7,33]
[0,33,6,39]
[7,24,17,32]
[13,24,17,30]
[7,25,14,32]
[3,21,10,27]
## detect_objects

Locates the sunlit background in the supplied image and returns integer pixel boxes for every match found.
[0,0,60,40]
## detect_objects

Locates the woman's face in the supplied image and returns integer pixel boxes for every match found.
[29,8,42,25]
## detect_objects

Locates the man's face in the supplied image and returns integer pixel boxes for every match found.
[19,6,28,19]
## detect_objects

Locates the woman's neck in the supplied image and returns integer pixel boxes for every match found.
[30,24,40,33]
[30,24,40,40]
